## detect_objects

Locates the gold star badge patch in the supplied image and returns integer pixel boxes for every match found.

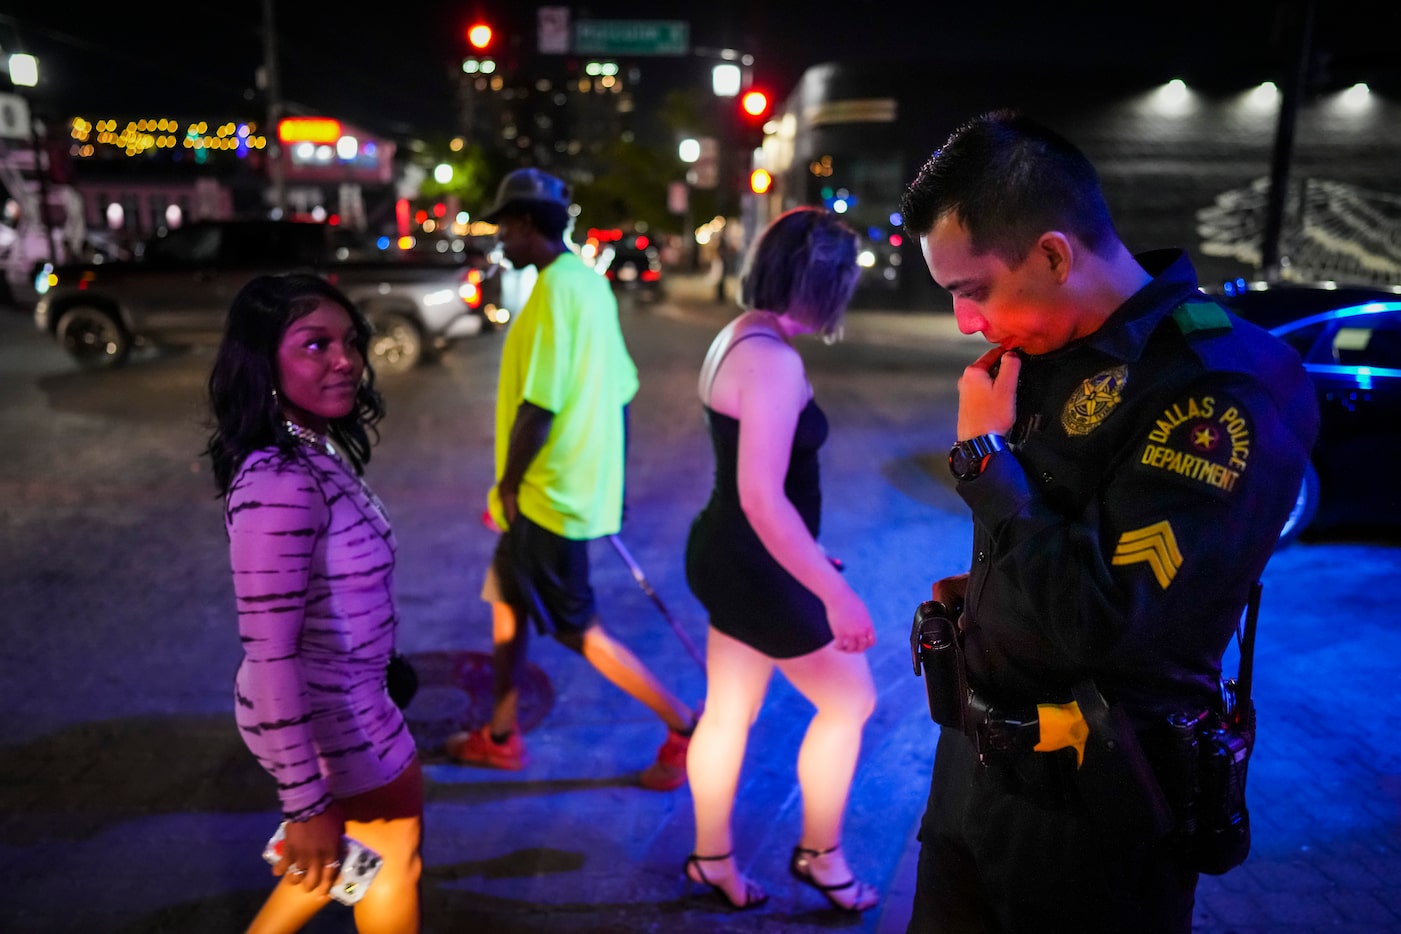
[1061,365,1128,437]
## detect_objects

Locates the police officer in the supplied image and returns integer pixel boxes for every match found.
[899,111,1319,932]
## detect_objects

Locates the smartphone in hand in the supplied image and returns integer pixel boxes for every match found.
[263,821,384,906]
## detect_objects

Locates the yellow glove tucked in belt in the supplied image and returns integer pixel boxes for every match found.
[1034,701,1089,767]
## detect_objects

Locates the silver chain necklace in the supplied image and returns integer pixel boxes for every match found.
[282,420,336,457]
[281,419,385,519]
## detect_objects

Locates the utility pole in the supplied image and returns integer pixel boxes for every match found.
[28,114,55,266]
[1260,0,1315,279]
[261,0,286,217]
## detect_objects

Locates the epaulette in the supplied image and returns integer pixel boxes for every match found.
[1171,301,1233,337]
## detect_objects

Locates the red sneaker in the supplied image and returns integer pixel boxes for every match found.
[446,725,528,771]
[640,729,691,791]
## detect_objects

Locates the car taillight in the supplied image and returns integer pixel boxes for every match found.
[641,270,661,282]
[460,269,483,308]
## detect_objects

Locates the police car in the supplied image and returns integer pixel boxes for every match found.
[1214,280,1401,545]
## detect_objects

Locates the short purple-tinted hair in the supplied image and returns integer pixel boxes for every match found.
[739,207,860,337]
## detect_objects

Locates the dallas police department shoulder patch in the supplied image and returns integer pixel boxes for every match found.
[1135,391,1252,498]
[1061,365,1129,437]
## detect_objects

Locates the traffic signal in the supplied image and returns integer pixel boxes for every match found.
[740,89,770,122]
[466,22,493,51]
[737,88,772,155]
[749,168,773,194]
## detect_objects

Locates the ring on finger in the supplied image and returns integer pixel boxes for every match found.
[324,860,342,871]
[288,864,306,875]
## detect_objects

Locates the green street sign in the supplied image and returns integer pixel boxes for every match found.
[574,20,689,56]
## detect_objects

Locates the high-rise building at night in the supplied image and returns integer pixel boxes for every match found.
[454,9,650,193]
[456,51,639,185]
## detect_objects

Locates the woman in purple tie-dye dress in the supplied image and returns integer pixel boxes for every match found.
[206,274,421,933]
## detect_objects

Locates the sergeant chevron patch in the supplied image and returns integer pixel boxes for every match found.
[1112,521,1183,589]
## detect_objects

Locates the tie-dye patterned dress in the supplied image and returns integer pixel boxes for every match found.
[226,444,416,821]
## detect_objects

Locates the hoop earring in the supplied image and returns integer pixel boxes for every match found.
[271,387,280,408]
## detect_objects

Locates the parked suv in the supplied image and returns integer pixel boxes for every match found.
[34,220,503,374]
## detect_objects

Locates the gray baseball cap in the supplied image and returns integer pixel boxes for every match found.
[482,168,571,223]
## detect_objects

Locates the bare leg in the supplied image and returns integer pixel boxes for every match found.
[684,627,773,906]
[244,874,331,934]
[489,600,527,736]
[557,622,694,732]
[346,760,424,934]
[777,643,879,910]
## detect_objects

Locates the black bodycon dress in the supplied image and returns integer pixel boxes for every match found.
[685,389,834,659]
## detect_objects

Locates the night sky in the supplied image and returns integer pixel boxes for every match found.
[0,1,1389,139]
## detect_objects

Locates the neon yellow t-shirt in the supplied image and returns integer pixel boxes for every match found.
[488,251,639,540]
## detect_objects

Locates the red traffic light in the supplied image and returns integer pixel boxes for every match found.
[740,90,770,119]
[467,22,493,50]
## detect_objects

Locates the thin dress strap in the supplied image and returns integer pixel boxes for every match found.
[699,328,787,407]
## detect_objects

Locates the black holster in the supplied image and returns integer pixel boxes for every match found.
[1070,680,1176,846]
[909,600,968,732]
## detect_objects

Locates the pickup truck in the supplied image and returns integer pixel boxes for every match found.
[33,219,510,374]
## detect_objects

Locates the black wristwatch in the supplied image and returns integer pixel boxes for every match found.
[948,433,1008,482]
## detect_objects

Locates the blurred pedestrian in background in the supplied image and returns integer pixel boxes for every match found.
[713,228,737,303]
[447,168,698,790]
[683,206,879,912]
[206,273,422,933]
[900,111,1318,933]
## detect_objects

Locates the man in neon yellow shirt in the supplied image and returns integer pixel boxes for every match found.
[448,169,697,790]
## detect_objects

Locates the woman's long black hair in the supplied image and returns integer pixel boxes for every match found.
[204,273,385,496]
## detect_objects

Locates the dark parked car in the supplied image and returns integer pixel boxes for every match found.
[1213,280,1401,544]
[598,232,663,303]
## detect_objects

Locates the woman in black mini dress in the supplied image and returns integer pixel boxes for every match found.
[683,208,879,912]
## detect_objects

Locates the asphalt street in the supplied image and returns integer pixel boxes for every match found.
[2,275,1399,933]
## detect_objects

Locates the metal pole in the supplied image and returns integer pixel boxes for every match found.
[28,112,55,267]
[685,184,697,271]
[261,0,286,217]
[1260,0,1315,279]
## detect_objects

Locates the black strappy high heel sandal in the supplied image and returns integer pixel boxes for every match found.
[683,852,769,910]
[789,844,879,912]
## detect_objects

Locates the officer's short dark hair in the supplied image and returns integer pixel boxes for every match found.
[901,110,1121,265]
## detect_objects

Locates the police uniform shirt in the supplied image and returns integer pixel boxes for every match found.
[956,249,1320,727]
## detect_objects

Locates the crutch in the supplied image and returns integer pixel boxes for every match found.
[608,534,707,673]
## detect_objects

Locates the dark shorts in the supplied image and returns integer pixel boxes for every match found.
[486,514,597,637]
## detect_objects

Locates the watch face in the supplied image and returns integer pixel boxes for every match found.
[949,444,979,481]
